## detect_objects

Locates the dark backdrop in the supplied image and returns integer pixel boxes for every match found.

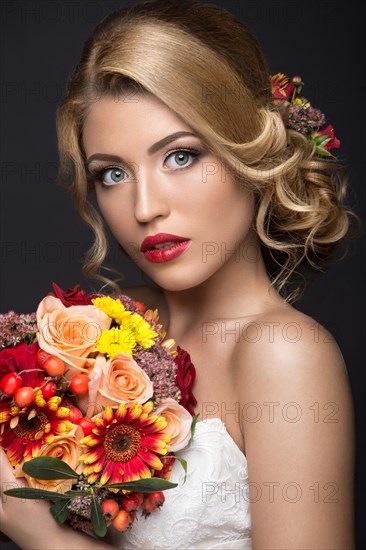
[0,1,365,548]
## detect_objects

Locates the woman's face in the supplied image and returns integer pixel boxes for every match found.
[82,92,256,291]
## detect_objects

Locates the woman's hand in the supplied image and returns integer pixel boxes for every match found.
[0,449,16,542]
[0,448,115,549]
[0,447,28,536]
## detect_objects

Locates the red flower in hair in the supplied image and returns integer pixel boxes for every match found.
[174,346,197,416]
[271,73,295,104]
[314,124,341,153]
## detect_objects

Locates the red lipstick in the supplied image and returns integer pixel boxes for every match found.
[140,233,191,263]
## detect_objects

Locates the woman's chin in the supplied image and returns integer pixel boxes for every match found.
[145,271,212,293]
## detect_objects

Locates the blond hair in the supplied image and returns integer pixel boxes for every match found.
[56,0,361,303]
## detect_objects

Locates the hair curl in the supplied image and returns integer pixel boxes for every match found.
[56,0,361,303]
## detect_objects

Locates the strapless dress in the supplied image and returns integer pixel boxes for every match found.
[108,418,252,549]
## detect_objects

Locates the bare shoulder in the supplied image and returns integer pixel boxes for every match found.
[234,306,355,547]
[233,305,348,380]
[233,305,353,426]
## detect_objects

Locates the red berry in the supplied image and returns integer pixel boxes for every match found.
[14,387,35,408]
[75,417,94,435]
[134,492,144,506]
[1,373,22,396]
[122,493,140,513]
[141,497,157,517]
[135,301,146,313]
[36,349,50,368]
[68,405,83,423]
[128,511,136,524]
[101,499,119,521]
[41,381,57,400]
[43,356,65,377]
[146,491,165,508]
[61,397,73,407]
[69,374,89,395]
[113,509,133,531]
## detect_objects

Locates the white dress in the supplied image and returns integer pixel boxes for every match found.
[109,418,252,549]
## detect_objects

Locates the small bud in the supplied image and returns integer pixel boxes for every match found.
[292,75,303,86]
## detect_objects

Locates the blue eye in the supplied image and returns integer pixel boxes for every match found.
[164,149,201,169]
[101,167,127,186]
[89,166,128,187]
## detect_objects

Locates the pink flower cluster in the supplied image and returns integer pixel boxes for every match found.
[0,312,37,349]
[287,104,325,134]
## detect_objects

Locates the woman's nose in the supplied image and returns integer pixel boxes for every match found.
[133,168,170,223]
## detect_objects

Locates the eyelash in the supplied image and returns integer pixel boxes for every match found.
[87,147,202,187]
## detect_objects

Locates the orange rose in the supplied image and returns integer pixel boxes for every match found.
[89,353,154,408]
[17,426,83,493]
[155,398,192,452]
[36,296,111,375]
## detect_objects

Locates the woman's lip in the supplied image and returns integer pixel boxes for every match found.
[140,233,189,252]
[142,240,191,263]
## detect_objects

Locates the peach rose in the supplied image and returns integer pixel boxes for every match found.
[155,398,192,452]
[18,426,83,493]
[36,296,111,375]
[88,352,154,408]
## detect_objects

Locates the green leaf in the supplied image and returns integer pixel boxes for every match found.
[314,135,330,146]
[22,457,79,480]
[91,493,107,538]
[50,499,71,524]
[315,146,332,157]
[3,488,69,501]
[104,477,178,492]
[171,455,188,484]
[190,414,200,438]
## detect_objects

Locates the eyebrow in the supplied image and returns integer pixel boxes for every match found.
[86,131,196,165]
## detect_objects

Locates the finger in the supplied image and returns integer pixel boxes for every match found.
[0,448,27,487]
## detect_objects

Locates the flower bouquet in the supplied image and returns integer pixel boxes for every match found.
[0,283,197,537]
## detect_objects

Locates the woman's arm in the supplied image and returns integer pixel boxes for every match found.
[0,449,116,550]
[237,313,355,549]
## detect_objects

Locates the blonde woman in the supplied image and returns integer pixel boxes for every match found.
[0,1,358,548]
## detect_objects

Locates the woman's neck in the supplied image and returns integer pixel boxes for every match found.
[160,236,287,342]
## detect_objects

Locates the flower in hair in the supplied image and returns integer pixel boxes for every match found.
[271,73,340,158]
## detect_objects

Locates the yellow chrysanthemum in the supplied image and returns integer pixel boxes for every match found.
[120,312,158,349]
[92,296,131,323]
[95,326,136,357]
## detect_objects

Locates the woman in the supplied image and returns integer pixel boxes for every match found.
[0,0,358,548]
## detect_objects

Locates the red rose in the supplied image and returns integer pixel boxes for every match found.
[0,342,43,387]
[48,283,100,307]
[174,346,197,416]
[315,124,341,152]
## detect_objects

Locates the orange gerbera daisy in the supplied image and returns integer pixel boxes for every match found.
[0,392,73,466]
[79,401,171,485]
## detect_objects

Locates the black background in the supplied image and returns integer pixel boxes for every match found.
[0,1,365,548]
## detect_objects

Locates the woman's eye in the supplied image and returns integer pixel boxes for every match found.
[92,166,128,186]
[164,149,200,169]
